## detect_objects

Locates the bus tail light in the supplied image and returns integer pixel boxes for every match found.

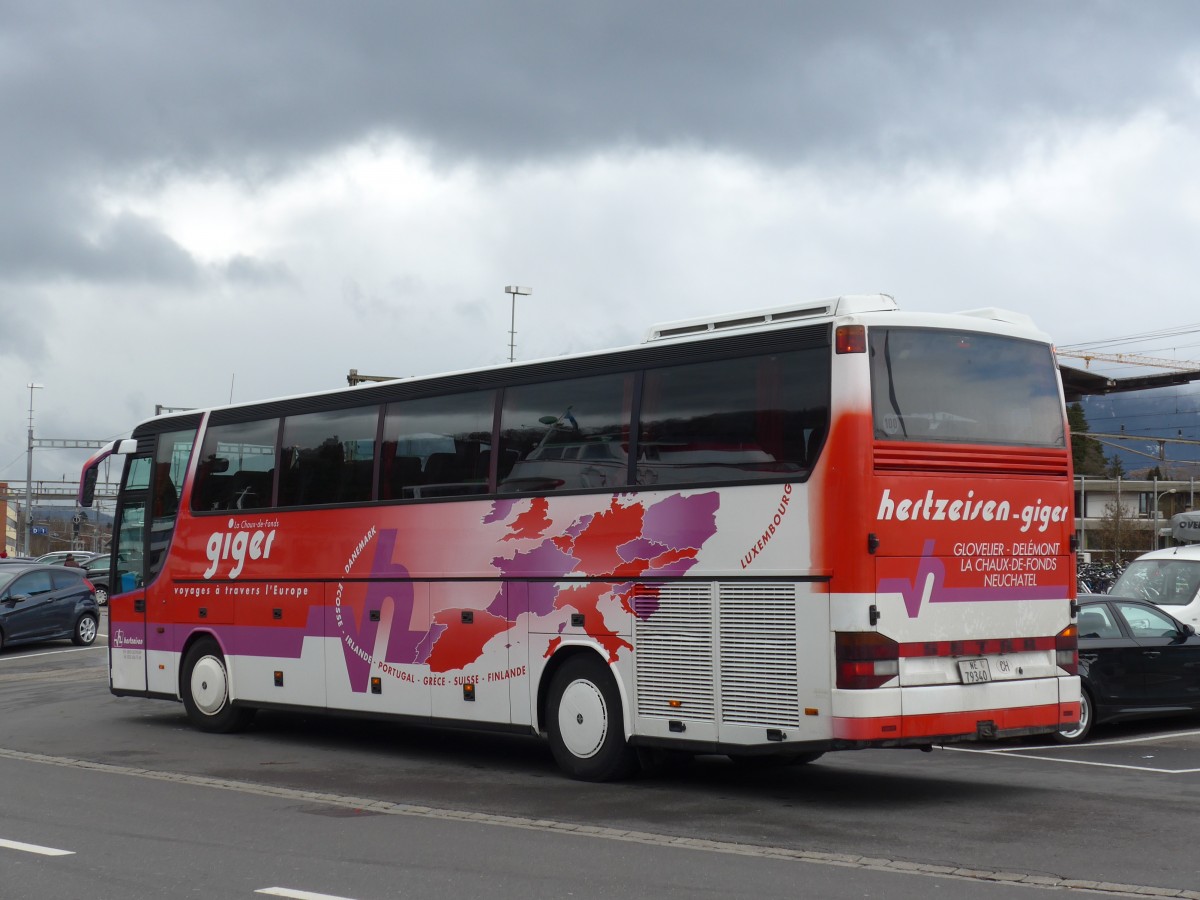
[836,631,899,689]
[1055,624,1078,675]
[835,324,867,354]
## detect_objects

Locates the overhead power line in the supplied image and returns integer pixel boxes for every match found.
[1057,349,1200,372]
[1060,322,1200,352]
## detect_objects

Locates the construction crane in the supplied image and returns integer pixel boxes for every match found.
[1056,349,1200,372]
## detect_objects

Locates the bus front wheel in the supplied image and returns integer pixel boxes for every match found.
[547,655,637,782]
[181,639,256,733]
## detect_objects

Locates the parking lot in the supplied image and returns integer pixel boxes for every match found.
[2,615,1200,898]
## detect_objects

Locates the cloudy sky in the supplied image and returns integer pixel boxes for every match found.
[4,0,1200,492]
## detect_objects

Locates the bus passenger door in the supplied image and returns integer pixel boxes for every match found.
[111,486,150,692]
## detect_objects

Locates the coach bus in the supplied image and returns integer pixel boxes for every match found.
[80,294,1080,780]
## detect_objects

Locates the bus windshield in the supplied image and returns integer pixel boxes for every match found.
[869,327,1065,447]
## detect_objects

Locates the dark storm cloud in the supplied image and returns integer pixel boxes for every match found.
[7,1,1200,168]
[1,1,1197,284]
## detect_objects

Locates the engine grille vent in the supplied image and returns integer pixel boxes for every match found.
[718,583,800,727]
[633,583,715,720]
[633,582,800,727]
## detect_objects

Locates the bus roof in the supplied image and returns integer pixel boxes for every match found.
[134,293,1051,435]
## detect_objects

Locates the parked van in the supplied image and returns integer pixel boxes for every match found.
[1108,543,1200,630]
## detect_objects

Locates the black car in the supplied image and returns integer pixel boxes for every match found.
[81,553,113,605]
[1057,596,1200,743]
[0,564,100,652]
[79,553,141,606]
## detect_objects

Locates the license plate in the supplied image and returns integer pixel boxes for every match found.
[958,658,992,684]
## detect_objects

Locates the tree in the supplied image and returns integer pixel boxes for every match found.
[1090,500,1141,565]
[1146,465,1163,481]
[1105,453,1126,478]
[1068,403,1106,476]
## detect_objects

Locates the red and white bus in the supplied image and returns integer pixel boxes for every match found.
[80,294,1079,780]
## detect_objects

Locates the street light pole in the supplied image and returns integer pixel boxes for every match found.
[504,285,532,363]
[24,382,43,557]
[1154,487,1177,551]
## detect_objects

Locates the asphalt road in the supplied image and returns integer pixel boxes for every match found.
[1,617,1199,899]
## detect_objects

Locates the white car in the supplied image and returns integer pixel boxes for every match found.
[1108,544,1200,630]
[34,550,97,567]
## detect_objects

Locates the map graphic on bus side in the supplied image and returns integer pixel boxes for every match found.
[336,491,720,692]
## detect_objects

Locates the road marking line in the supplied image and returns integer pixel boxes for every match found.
[955,729,1200,751]
[256,889,359,900]
[0,838,74,856]
[0,644,106,662]
[0,746,1189,898]
[942,729,1200,772]
[986,752,1200,774]
[942,747,1200,774]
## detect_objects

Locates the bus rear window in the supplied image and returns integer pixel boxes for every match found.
[869,327,1065,447]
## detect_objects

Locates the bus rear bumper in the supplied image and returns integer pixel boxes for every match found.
[831,676,1079,746]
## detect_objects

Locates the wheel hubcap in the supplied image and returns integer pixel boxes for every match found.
[191,656,229,716]
[558,678,608,759]
[79,617,97,643]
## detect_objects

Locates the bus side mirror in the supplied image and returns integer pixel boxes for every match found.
[79,438,138,507]
[80,467,100,508]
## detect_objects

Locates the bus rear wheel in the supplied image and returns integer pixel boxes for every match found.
[547,655,637,782]
[1053,687,1093,744]
[181,639,256,733]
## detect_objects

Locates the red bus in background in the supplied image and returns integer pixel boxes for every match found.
[81,294,1079,780]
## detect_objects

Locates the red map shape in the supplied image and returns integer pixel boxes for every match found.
[426,609,511,673]
[555,582,634,662]
[569,498,645,575]
[503,497,551,541]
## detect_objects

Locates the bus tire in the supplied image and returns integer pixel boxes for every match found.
[547,655,637,782]
[1053,687,1093,744]
[181,638,256,734]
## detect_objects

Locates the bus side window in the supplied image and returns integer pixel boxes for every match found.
[152,464,178,517]
[805,425,826,468]
[191,419,279,513]
[146,429,197,579]
[497,372,633,494]
[278,407,379,507]
[636,350,828,486]
[382,391,495,501]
